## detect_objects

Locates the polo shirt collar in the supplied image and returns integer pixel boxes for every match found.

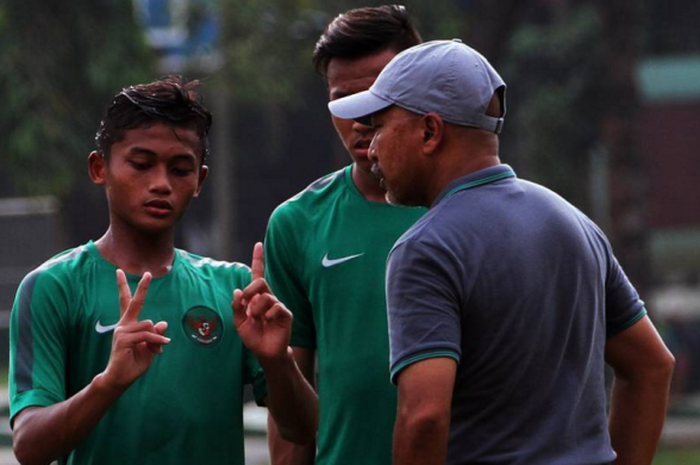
[432,164,516,208]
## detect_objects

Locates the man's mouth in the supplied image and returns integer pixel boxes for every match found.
[144,199,173,216]
[371,163,386,190]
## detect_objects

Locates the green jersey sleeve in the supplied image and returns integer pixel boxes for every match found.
[243,346,268,406]
[265,204,316,349]
[9,268,73,423]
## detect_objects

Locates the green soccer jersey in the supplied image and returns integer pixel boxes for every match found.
[265,165,425,465]
[9,241,267,465]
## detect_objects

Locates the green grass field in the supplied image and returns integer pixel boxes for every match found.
[221,446,700,465]
[655,447,700,463]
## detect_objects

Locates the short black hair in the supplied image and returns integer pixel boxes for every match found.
[313,5,422,77]
[95,75,212,164]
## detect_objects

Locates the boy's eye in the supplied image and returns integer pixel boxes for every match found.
[129,161,150,170]
[172,167,195,176]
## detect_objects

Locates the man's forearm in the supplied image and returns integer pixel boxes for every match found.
[393,410,450,465]
[262,347,318,445]
[13,373,125,465]
[393,357,457,465]
[609,372,673,465]
[605,316,675,465]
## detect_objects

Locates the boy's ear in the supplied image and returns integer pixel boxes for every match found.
[193,165,209,198]
[88,151,107,186]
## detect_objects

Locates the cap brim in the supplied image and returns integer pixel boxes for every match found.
[328,90,393,125]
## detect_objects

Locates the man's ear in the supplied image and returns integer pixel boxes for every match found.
[193,165,209,198]
[422,113,444,155]
[88,151,107,186]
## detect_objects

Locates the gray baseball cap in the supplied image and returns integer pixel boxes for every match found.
[328,39,506,133]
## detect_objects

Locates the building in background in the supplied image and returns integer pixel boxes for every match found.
[637,55,700,280]
[134,0,221,71]
[637,55,700,399]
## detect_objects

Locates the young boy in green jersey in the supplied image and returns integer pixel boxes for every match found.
[9,76,317,465]
[265,6,424,465]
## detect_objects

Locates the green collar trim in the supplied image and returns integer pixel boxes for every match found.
[439,169,516,204]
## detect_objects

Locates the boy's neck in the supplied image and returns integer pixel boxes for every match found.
[95,227,176,277]
[352,163,388,203]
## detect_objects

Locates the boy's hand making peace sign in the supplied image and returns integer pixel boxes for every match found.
[102,270,170,391]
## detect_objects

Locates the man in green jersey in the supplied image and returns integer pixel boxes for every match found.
[265,6,423,465]
[9,76,317,465]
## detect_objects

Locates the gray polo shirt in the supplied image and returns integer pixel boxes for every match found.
[387,164,645,465]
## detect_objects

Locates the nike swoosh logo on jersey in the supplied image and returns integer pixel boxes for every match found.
[95,320,119,334]
[321,252,364,268]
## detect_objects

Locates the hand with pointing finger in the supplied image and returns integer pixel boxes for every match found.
[233,243,318,445]
[232,242,293,363]
[101,269,171,392]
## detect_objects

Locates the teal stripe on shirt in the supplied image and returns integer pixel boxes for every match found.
[391,350,460,385]
[607,308,647,339]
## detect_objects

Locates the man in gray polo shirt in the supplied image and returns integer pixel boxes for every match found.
[329,39,675,465]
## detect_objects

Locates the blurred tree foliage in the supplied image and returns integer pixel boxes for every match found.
[215,0,465,108]
[0,0,155,198]
[644,0,700,55]
[2,0,692,256]
[501,3,606,209]
[2,0,696,199]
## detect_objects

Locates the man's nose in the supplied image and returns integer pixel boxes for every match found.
[368,136,379,162]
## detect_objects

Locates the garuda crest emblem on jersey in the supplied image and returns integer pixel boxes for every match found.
[182,306,223,347]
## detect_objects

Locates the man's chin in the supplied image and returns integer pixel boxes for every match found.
[385,191,405,206]
[386,190,425,208]
[351,161,386,191]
